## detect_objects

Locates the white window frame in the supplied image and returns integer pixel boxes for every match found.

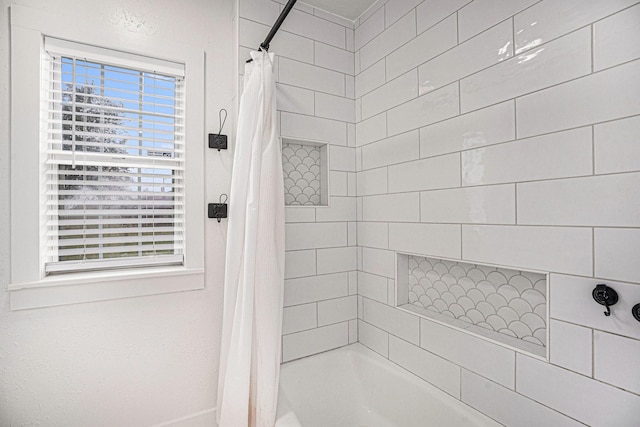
[8,5,205,310]
[42,37,186,274]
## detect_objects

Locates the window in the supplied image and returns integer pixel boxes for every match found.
[42,38,185,274]
[9,7,205,309]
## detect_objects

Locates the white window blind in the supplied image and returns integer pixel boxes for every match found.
[42,38,186,274]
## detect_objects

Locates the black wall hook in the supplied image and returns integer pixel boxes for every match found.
[208,194,228,223]
[209,109,228,151]
[592,284,619,317]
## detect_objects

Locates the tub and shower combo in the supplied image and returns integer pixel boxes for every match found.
[226,1,538,426]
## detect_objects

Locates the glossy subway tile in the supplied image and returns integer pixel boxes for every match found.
[418,20,513,96]
[385,15,457,81]
[460,27,591,113]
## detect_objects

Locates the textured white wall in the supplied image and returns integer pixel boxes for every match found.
[0,0,235,425]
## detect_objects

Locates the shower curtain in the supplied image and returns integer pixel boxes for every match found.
[216,50,285,427]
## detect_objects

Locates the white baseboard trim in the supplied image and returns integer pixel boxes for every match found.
[152,407,217,427]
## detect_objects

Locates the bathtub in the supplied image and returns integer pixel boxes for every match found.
[275,343,500,427]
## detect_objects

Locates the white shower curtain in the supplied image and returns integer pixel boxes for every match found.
[216,50,285,427]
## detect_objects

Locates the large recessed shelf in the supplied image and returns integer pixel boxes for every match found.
[281,137,329,207]
[396,253,548,358]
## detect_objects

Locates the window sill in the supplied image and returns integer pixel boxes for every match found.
[8,266,205,310]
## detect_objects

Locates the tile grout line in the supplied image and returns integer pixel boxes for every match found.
[414,5,418,39]
[592,227,596,278]
[511,16,515,51]
[459,366,463,402]
[591,328,596,379]
[514,183,518,225]
[513,350,517,391]
[590,23,595,73]
[591,125,596,175]
[460,223,463,259]
[458,151,463,188]
[457,80,462,115]
[385,166,389,194]
[513,98,518,141]
[383,2,386,29]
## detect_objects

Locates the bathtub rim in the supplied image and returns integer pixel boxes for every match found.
[276,342,502,427]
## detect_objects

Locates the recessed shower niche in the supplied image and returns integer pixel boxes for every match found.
[281,138,329,206]
[396,254,548,357]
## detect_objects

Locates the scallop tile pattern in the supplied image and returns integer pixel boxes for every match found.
[282,142,321,206]
[408,256,547,347]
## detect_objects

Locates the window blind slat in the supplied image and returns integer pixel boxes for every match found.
[46,200,181,209]
[48,189,182,197]
[56,244,180,257]
[45,156,184,171]
[45,255,183,274]
[46,139,185,153]
[46,98,183,120]
[51,234,184,247]
[45,169,185,181]
[47,217,184,227]
[43,73,185,93]
[45,208,183,216]
[49,225,181,237]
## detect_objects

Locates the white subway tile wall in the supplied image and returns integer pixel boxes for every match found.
[350,1,640,425]
[594,330,640,395]
[388,335,461,398]
[457,0,539,42]
[240,1,640,425]
[461,369,585,427]
[361,69,418,120]
[418,20,513,96]
[420,317,516,388]
[416,0,472,35]
[460,27,592,113]
[419,100,515,157]
[385,15,457,81]
[549,319,592,376]
[357,319,389,356]
[357,271,389,303]
[359,11,416,71]
[516,353,640,427]
[362,130,420,170]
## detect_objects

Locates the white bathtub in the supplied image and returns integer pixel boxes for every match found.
[275,343,500,427]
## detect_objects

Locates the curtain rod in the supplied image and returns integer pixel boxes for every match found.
[246,0,298,63]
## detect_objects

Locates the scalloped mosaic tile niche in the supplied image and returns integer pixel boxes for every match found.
[282,142,323,206]
[402,255,547,355]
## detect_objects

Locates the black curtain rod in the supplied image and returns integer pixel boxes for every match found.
[246,0,298,63]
